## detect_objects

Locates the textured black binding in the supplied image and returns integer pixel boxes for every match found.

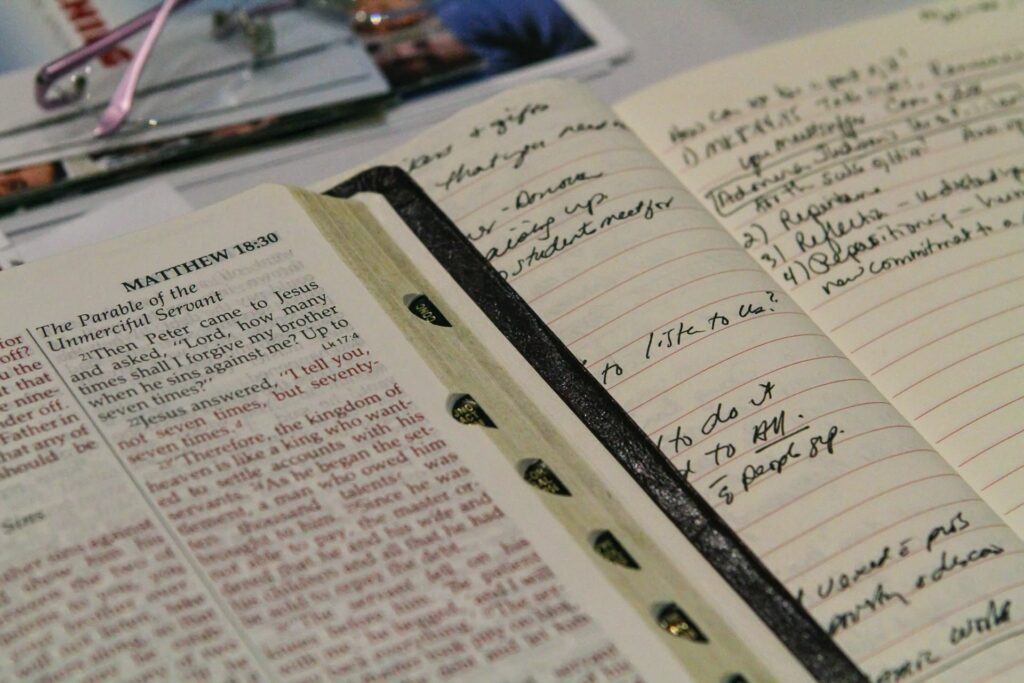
[324,166,866,682]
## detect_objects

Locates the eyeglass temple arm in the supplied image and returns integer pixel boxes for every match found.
[34,0,201,110]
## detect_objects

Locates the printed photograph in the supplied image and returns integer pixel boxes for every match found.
[353,0,594,92]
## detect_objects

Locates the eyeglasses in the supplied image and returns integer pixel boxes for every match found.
[37,0,197,137]
[35,0,426,138]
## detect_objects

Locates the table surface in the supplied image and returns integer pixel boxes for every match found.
[2,0,922,243]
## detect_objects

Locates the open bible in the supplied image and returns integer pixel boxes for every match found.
[3,1,1024,681]
[1,178,818,682]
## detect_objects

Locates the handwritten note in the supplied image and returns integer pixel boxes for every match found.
[618,2,1024,551]
[317,72,1024,680]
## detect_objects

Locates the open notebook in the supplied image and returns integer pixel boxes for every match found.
[2,2,1023,681]
[317,3,1024,680]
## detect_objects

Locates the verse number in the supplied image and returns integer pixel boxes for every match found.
[232,232,279,255]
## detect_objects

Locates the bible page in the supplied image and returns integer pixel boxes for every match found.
[0,186,699,682]
[317,79,1024,681]
[616,1,1024,538]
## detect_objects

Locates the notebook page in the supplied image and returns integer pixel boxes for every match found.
[615,2,1024,540]
[318,80,1024,681]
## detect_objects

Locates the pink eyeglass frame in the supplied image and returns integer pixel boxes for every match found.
[34,0,308,137]
[35,0,201,111]
[34,0,421,137]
